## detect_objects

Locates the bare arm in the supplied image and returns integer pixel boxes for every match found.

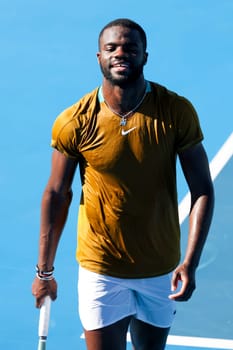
[32,149,78,307]
[169,143,214,301]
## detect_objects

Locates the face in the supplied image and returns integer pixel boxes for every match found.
[97,26,148,86]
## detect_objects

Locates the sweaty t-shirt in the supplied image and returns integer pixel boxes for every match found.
[51,81,203,278]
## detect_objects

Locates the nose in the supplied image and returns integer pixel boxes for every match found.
[114,45,128,58]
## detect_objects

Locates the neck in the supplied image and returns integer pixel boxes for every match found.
[102,77,146,114]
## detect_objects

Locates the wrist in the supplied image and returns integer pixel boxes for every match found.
[36,264,54,273]
[182,260,198,272]
[36,273,55,281]
[35,264,55,281]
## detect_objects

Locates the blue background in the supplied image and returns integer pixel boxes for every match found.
[0,1,232,349]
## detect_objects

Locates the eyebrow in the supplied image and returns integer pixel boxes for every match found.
[103,41,140,48]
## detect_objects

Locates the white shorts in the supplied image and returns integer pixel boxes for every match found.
[78,266,176,331]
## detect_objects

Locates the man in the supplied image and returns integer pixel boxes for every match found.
[32,18,214,350]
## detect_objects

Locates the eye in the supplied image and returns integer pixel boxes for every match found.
[105,45,116,52]
[129,48,138,54]
[124,44,139,54]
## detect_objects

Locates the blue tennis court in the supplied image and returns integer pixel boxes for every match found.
[0,1,232,349]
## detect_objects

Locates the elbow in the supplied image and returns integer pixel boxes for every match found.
[208,181,215,213]
[43,187,73,208]
[205,179,215,206]
[191,179,215,213]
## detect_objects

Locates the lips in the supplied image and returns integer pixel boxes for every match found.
[111,61,131,72]
[113,63,130,67]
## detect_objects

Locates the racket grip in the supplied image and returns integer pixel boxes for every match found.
[38,296,51,337]
[37,339,46,350]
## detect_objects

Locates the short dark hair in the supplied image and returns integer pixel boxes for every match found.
[98,18,147,51]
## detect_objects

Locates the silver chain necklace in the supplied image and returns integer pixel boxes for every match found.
[104,88,148,126]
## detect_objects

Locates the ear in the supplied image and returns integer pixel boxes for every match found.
[96,52,101,64]
[143,52,148,65]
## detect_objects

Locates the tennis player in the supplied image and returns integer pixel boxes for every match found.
[32,18,214,350]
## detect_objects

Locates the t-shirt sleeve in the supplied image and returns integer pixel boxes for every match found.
[51,104,81,159]
[172,96,204,153]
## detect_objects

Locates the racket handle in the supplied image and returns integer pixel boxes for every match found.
[38,296,51,337]
[37,339,46,350]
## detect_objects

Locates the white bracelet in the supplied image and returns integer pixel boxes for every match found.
[36,264,54,275]
[36,272,54,281]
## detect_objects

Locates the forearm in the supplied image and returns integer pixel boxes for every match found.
[170,143,214,301]
[37,187,73,270]
[183,188,214,270]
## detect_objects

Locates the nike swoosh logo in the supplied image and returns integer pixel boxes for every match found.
[121,127,137,136]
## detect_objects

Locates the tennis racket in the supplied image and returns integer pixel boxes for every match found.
[38,296,51,350]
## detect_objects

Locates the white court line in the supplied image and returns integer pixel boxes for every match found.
[81,332,233,348]
[179,132,233,224]
[167,335,233,349]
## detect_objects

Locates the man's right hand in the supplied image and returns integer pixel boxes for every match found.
[32,277,57,308]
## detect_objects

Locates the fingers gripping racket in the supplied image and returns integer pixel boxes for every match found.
[38,296,51,350]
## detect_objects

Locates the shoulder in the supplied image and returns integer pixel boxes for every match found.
[51,88,99,144]
[149,81,200,124]
[149,81,194,110]
[149,81,203,151]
